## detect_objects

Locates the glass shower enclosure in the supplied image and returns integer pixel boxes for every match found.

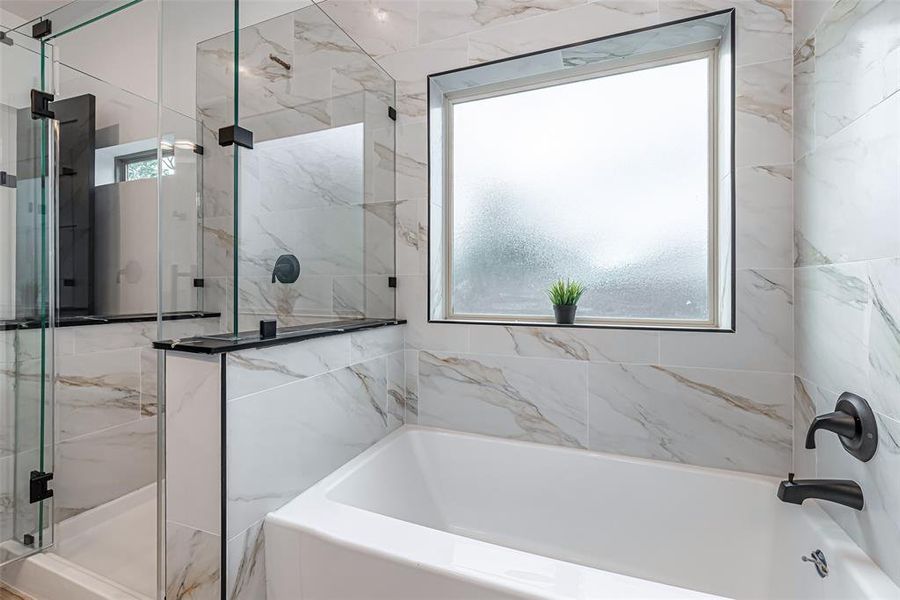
[0,0,396,597]
[0,24,55,564]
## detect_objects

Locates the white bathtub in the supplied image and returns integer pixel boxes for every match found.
[265,426,899,599]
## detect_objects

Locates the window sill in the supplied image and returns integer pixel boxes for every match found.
[431,317,734,334]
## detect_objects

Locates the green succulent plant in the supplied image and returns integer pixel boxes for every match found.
[547,279,585,306]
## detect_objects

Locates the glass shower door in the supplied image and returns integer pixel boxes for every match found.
[0,27,55,564]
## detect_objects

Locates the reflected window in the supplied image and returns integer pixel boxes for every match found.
[116,149,175,182]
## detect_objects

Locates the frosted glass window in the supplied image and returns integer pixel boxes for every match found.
[448,56,713,323]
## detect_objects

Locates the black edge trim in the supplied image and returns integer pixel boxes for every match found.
[1,311,221,331]
[220,354,227,600]
[729,9,737,333]
[427,9,736,80]
[153,319,406,354]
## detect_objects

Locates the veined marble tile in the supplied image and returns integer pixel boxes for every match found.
[660,269,793,373]
[1,359,47,455]
[197,15,296,124]
[364,201,396,276]
[239,205,364,279]
[251,124,365,213]
[66,321,157,354]
[468,325,658,364]
[55,349,142,441]
[237,276,335,325]
[397,275,469,352]
[737,165,793,269]
[350,326,404,362]
[396,196,426,277]
[404,348,419,423]
[588,363,792,476]
[0,455,12,543]
[793,0,831,52]
[320,0,419,58]
[815,406,900,584]
[417,0,586,45]
[140,348,158,417]
[378,37,468,119]
[55,417,156,521]
[166,521,220,600]
[227,359,390,537]
[226,335,351,400]
[293,5,369,73]
[0,370,14,458]
[659,0,792,66]
[166,354,221,535]
[12,328,56,362]
[795,93,900,266]
[792,376,819,478]
[161,317,223,341]
[226,520,266,600]
[795,264,870,397]
[387,350,405,429]
[332,276,367,318]
[736,59,792,168]
[396,121,428,201]
[866,258,900,421]
[467,1,658,63]
[794,35,816,161]
[201,217,235,280]
[0,332,13,366]
[418,351,588,448]
[814,0,900,142]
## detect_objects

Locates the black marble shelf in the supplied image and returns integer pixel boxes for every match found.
[1,311,220,331]
[153,318,405,354]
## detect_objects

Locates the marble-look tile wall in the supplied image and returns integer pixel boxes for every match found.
[313,0,795,477]
[197,4,396,332]
[164,324,404,600]
[54,317,219,524]
[793,0,900,585]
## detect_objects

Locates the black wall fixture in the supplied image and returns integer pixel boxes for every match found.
[272,254,300,284]
[806,392,878,462]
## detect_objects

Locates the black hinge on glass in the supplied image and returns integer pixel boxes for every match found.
[0,172,16,189]
[388,106,397,121]
[218,125,253,149]
[32,19,51,39]
[193,278,205,288]
[388,276,397,288]
[31,90,55,120]
[22,534,34,547]
[0,31,13,46]
[193,144,205,156]
[29,471,53,504]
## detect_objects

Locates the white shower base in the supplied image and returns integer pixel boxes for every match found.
[2,484,156,600]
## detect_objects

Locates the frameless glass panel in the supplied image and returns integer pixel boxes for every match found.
[32,2,161,596]
[449,57,711,322]
[210,2,396,332]
[0,27,55,564]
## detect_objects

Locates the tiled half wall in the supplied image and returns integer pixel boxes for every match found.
[164,324,404,600]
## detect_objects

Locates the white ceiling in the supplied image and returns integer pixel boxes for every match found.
[0,0,72,22]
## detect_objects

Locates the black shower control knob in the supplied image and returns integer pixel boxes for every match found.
[272,254,301,284]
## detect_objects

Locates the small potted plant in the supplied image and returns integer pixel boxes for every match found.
[547,279,585,325]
